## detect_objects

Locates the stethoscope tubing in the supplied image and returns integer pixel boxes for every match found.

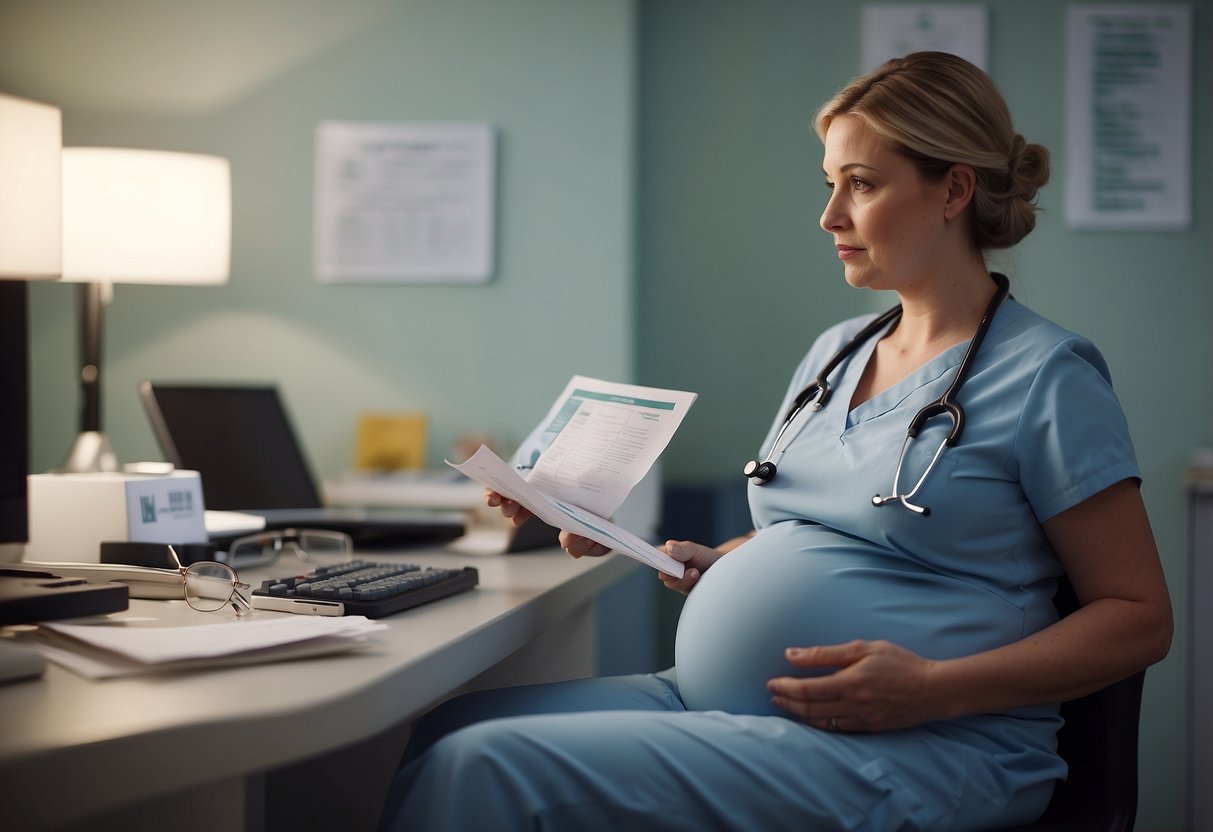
[744,273,1011,512]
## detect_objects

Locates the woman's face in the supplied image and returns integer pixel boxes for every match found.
[819,114,953,292]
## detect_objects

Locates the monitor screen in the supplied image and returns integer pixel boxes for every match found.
[139,383,322,511]
[0,282,29,544]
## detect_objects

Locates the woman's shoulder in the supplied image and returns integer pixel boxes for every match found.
[992,299,1113,381]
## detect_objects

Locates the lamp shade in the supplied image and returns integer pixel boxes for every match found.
[0,93,62,280]
[62,148,230,285]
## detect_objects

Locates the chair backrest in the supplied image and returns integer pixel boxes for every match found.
[1006,577,1146,832]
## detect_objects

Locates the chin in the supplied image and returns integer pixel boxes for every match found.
[842,263,898,294]
[842,265,876,290]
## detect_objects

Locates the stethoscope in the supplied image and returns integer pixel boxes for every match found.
[743,273,1010,516]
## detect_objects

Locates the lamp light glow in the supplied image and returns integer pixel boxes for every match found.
[62,148,230,285]
[57,147,231,473]
[0,93,62,280]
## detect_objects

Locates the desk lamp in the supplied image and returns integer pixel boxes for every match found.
[0,93,62,560]
[58,148,231,473]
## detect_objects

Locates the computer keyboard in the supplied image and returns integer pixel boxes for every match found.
[251,559,478,618]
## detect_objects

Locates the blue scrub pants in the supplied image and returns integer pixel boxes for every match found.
[377,671,1053,831]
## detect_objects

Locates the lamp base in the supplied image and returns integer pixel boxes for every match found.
[56,431,118,474]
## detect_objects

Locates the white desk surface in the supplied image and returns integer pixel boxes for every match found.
[0,548,637,829]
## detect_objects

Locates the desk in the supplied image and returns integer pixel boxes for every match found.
[0,548,639,831]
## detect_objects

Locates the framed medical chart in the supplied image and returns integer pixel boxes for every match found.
[860,4,988,74]
[1064,5,1192,231]
[314,121,496,283]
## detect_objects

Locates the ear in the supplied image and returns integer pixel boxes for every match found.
[942,164,976,221]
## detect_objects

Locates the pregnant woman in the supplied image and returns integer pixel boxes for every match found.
[377,52,1172,832]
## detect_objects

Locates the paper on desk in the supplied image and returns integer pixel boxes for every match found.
[517,376,697,518]
[449,445,685,578]
[36,615,387,679]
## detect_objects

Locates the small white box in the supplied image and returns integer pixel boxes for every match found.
[25,471,207,563]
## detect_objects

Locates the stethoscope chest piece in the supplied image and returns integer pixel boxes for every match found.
[742,458,777,485]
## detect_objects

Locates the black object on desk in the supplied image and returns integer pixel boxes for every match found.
[0,567,129,626]
[100,540,217,567]
[0,567,129,684]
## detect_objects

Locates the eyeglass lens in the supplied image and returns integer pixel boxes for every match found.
[184,562,243,613]
[228,529,353,566]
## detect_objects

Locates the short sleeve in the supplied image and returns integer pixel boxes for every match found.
[1011,338,1140,522]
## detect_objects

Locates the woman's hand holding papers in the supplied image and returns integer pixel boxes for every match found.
[485,489,611,559]
[485,489,533,527]
[657,540,718,594]
[486,489,755,584]
[484,488,607,558]
[657,532,756,595]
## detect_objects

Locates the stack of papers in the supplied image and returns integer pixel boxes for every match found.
[34,615,387,679]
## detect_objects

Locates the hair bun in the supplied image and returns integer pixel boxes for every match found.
[1008,134,1050,201]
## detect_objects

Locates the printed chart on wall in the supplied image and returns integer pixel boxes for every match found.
[1064,4,1192,231]
[314,121,496,283]
[860,4,989,74]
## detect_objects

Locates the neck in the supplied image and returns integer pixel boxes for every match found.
[886,265,997,352]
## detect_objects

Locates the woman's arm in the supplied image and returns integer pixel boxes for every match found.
[768,479,1173,732]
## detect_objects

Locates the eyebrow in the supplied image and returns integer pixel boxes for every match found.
[823,162,880,176]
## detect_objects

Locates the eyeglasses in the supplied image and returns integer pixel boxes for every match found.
[224,528,354,569]
[167,544,251,617]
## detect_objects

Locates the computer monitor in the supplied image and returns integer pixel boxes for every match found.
[0,282,30,544]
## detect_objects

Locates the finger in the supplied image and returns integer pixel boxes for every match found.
[658,568,700,595]
[821,715,850,733]
[495,499,533,526]
[782,642,868,669]
[766,673,843,703]
[664,539,709,564]
[768,693,854,733]
[559,533,609,558]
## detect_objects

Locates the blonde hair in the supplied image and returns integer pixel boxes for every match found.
[815,52,1050,250]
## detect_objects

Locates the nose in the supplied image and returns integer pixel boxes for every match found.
[819,190,849,234]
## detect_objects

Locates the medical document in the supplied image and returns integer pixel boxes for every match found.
[449,376,696,577]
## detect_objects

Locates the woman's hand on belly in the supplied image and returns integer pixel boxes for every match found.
[766,640,942,733]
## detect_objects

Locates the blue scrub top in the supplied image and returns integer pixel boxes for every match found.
[675,298,1140,722]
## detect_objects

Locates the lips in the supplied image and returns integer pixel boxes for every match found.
[835,244,863,260]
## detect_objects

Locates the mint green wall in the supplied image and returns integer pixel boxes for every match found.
[638,2,1210,828]
[12,0,637,478]
[3,0,1207,828]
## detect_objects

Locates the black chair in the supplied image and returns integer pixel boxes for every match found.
[1003,578,1146,831]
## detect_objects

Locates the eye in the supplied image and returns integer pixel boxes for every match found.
[850,176,873,192]
[824,178,835,191]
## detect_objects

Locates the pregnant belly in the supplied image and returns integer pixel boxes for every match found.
[673,522,1022,715]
